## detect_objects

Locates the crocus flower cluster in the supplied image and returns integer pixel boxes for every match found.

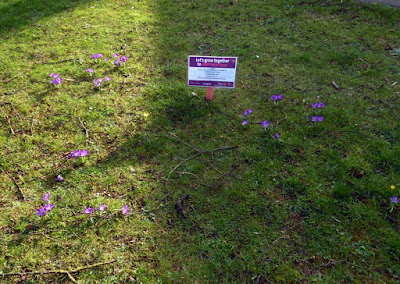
[67,149,89,158]
[311,101,325,122]
[312,102,325,109]
[93,76,111,87]
[37,192,54,217]
[91,53,104,59]
[49,73,63,85]
[311,116,324,122]
[241,107,280,139]
[83,204,129,215]
[242,109,253,125]
[112,53,128,66]
[271,94,283,101]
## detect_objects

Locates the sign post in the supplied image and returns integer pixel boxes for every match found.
[188,56,237,101]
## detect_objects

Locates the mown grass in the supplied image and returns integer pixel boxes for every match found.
[1,0,400,282]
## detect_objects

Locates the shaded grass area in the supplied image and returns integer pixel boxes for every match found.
[1,0,400,282]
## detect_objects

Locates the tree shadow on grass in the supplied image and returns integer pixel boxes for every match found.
[0,0,93,36]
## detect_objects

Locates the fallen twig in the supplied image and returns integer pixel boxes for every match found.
[1,70,29,83]
[168,153,201,178]
[0,106,15,135]
[0,259,117,283]
[332,81,340,89]
[121,75,132,89]
[167,135,238,179]
[78,117,89,138]
[37,58,75,65]
[0,167,25,201]
[176,171,212,187]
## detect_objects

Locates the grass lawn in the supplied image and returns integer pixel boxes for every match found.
[1,0,400,282]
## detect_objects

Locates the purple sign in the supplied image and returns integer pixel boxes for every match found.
[188,56,237,88]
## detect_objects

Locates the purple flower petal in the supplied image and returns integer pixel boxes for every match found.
[97,203,107,211]
[119,56,128,62]
[83,207,95,214]
[113,53,120,58]
[96,53,103,58]
[67,150,89,158]
[243,109,253,116]
[391,196,399,204]
[105,76,111,81]
[242,120,248,126]
[51,77,63,85]
[56,175,63,182]
[86,68,94,74]
[37,207,47,217]
[114,60,121,66]
[312,116,324,122]
[122,205,129,215]
[271,94,283,101]
[42,192,51,203]
[273,132,279,139]
[49,73,60,78]
[105,57,109,62]
[261,120,270,129]
[44,203,54,212]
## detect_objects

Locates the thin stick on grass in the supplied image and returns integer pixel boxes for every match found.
[0,167,25,201]
[1,70,29,83]
[0,106,15,135]
[37,58,75,64]
[0,259,118,283]
[78,116,89,138]
[176,171,212,187]
[167,146,238,179]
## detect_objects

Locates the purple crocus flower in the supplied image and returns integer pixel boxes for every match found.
[261,121,270,129]
[105,57,109,62]
[271,94,283,101]
[242,120,248,126]
[114,60,121,67]
[312,102,325,109]
[37,207,47,217]
[83,207,95,214]
[243,109,253,116]
[91,53,103,59]
[122,205,129,215]
[273,132,279,139]
[49,73,60,78]
[56,175,63,182]
[67,150,89,158]
[105,76,111,81]
[97,203,107,211]
[43,203,54,212]
[311,116,324,122]
[86,68,94,74]
[113,53,120,58]
[93,78,105,87]
[42,192,51,203]
[391,196,399,204]
[51,77,63,85]
[119,56,128,62]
